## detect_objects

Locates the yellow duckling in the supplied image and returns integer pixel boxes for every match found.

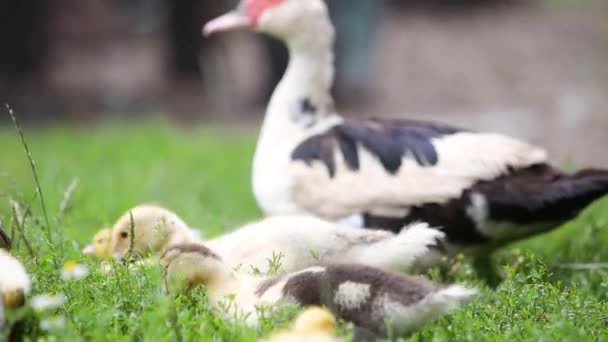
[82,228,112,258]
[267,307,339,342]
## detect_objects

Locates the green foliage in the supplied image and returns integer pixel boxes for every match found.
[1,122,608,340]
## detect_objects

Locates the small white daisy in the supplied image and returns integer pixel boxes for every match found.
[30,294,67,312]
[61,261,89,281]
[40,315,66,331]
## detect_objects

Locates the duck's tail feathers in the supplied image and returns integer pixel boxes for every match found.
[478,164,608,224]
[428,285,477,312]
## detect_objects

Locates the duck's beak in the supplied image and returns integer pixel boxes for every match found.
[203,9,252,37]
[3,288,25,309]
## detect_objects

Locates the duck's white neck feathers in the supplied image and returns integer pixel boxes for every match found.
[259,9,340,144]
[253,7,342,215]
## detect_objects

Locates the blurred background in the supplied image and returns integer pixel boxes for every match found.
[0,0,607,165]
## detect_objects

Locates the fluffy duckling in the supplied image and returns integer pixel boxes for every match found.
[82,228,112,258]
[109,204,201,259]
[0,249,31,330]
[207,216,444,275]
[161,244,476,338]
[266,306,338,342]
[105,204,443,274]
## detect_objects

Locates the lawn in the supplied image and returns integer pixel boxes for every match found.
[1,119,608,341]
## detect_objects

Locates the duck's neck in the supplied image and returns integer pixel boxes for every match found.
[260,23,342,144]
[252,17,344,216]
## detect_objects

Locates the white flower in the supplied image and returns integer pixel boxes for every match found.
[30,294,67,311]
[40,315,66,331]
[61,261,89,281]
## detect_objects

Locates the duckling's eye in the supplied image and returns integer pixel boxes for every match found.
[96,239,104,244]
[120,232,129,239]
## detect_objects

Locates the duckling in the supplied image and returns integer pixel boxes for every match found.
[267,306,338,342]
[0,249,31,329]
[106,204,443,274]
[161,243,476,338]
[109,204,201,259]
[82,228,112,258]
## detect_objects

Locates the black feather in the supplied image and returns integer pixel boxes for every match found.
[291,118,462,177]
[299,97,318,115]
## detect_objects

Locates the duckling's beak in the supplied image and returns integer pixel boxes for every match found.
[203,8,252,37]
[3,288,25,309]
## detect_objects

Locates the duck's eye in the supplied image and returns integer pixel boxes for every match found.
[96,239,104,244]
[120,232,129,239]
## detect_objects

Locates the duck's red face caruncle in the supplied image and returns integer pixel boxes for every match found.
[203,0,285,36]
[242,0,285,25]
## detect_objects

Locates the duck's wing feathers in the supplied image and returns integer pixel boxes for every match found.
[290,118,548,219]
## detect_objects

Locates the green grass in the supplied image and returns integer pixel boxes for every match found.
[1,120,608,341]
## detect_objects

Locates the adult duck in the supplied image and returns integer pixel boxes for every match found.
[203,0,608,259]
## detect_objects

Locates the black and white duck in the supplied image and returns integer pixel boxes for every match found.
[203,0,608,262]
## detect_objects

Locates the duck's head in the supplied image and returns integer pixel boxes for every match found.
[292,306,337,335]
[110,204,191,260]
[110,215,152,260]
[160,243,227,294]
[82,228,112,258]
[204,0,331,43]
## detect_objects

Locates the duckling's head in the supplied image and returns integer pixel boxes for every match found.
[82,228,112,258]
[292,307,336,335]
[204,0,332,43]
[110,204,192,260]
[160,243,227,294]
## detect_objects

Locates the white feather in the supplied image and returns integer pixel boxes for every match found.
[334,281,371,310]
[346,222,444,273]
[207,216,441,275]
